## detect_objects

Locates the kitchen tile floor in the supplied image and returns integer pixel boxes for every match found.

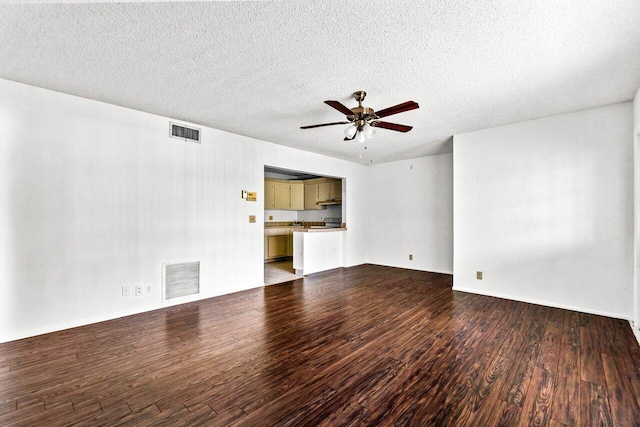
[264,258,301,286]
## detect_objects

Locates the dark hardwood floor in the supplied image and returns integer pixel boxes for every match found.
[1,264,639,426]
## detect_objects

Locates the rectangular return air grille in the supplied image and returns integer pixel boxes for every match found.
[163,260,200,300]
[170,122,200,143]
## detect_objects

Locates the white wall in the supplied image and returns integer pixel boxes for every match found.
[454,102,634,319]
[0,79,367,342]
[366,154,453,274]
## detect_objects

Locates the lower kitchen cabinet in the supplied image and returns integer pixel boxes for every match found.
[265,227,293,260]
[268,235,288,258]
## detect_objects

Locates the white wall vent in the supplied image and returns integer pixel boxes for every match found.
[170,122,201,143]
[163,260,200,300]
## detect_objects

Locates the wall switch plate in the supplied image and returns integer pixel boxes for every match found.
[477,271,483,280]
[146,285,152,294]
[249,215,256,223]
[122,285,130,297]
[135,285,143,296]
[241,190,247,199]
[409,254,413,260]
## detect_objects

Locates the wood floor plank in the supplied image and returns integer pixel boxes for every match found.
[551,343,580,426]
[580,381,613,427]
[517,367,555,426]
[485,399,523,426]
[580,327,606,386]
[537,309,564,373]
[454,355,514,426]
[0,265,638,425]
[500,314,546,407]
[602,352,640,426]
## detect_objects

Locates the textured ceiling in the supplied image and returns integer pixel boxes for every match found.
[1,1,639,165]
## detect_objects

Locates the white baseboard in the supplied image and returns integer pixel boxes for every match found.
[0,282,264,344]
[452,286,631,321]
[368,262,453,276]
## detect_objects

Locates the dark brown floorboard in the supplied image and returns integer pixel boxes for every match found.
[1,264,639,426]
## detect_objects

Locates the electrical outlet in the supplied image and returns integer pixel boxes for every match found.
[135,285,143,296]
[269,215,273,220]
[409,254,413,260]
[122,285,130,297]
[249,215,256,223]
[477,271,483,280]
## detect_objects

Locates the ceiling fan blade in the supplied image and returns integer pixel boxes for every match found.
[343,132,357,141]
[372,121,413,133]
[375,101,419,119]
[301,121,350,129]
[325,100,355,117]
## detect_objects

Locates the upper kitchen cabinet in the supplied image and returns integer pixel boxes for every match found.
[304,178,342,210]
[274,181,290,209]
[264,180,276,209]
[265,177,342,211]
[290,182,304,210]
[304,182,322,210]
[318,180,342,202]
[265,179,304,210]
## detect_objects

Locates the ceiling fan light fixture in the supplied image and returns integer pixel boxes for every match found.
[357,131,366,143]
[363,123,375,138]
[344,124,357,139]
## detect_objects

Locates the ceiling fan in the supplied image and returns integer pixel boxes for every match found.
[301,91,419,143]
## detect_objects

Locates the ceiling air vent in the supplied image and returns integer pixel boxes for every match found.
[170,122,201,143]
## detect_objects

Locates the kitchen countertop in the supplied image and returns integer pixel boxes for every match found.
[293,227,347,232]
[264,223,346,232]
[265,222,322,228]
[264,223,347,233]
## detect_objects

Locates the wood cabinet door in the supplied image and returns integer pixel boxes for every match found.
[274,182,290,210]
[304,183,322,210]
[330,180,342,200]
[290,183,304,210]
[268,235,288,258]
[264,181,276,209]
[318,182,331,202]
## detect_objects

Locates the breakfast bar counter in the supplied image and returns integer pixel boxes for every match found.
[292,227,346,275]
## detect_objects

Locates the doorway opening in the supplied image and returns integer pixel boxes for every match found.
[263,166,345,286]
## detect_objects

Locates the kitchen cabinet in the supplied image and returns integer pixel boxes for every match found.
[265,227,294,260]
[264,181,276,209]
[304,183,323,210]
[274,182,290,209]
[265,177,341,211]
[331,180,342,200]
[265,179,304,211]
[318,182,331,202]
[268,234,288,258]
[290,183,304,210]
[319,180,342,201]
[304,178,342,209]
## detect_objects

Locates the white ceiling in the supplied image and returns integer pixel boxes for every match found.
[1,1,638,165]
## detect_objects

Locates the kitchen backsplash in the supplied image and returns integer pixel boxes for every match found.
[265,205,341,223]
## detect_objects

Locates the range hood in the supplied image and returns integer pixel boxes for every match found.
[317,198,342,206]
